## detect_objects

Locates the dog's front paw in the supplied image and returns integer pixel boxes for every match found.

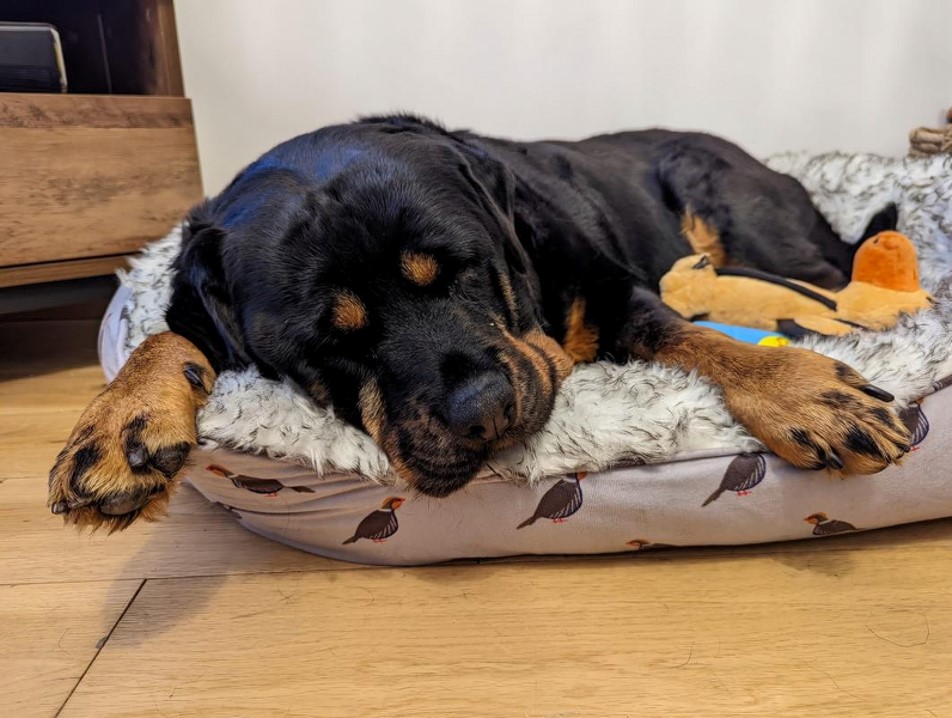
[722,348,911,475]
[48,333,215,532]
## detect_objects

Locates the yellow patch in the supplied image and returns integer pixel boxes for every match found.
[332,292,367,331]
[401,252,440,286]
[681,211,727,267]
[562,298,600,364]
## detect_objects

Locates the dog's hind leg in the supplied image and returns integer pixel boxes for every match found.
[48,332,216,532]
[657,139,860,290]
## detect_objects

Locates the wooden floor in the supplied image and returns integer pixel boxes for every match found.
[3,319,952,717]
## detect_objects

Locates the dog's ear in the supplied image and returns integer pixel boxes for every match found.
[455,143,544,325]
[168,207,250,369]
[456,144,532,271]
[455,143,515,223]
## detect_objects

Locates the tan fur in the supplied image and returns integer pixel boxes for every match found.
[496,269,518,320]
[524,329,575,382]
[48,332,216,532]
[562,298,600,363]
[332,292,368,331]
[400,251,440,286]
[654,324,911,475]
[681,211,728,267]
[358,380,386,443]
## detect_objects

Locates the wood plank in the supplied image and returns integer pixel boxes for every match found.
[0,93,195,129]
[0,95,200,268]
[0,579,142,718]
[60,557,952,718]
[0,470,353,584]
[0,255,129,289]
[139,0,185,96]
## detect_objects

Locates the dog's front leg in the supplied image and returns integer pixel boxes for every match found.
[617,288,910,474]
[48,332,216,531]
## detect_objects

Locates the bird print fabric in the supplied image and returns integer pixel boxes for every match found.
[343,497,405,544]
[804,513,858,536]
[898,403,930,449]
[207,464,315,496]
[933,374,952,392]
[517,473,585,529]
[702,453,767,507]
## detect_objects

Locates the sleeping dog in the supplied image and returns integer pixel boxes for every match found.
[49,115,910,530]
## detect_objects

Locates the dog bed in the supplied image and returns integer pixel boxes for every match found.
[100,151,952,565]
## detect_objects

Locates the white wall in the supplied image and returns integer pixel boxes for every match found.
[174,0,952,194]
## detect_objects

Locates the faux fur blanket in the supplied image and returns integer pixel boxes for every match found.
[117,152,952,484]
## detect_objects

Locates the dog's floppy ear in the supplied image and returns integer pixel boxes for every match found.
[456,142,515,222]
[455,142,543,322]
[167,207,250,369]
[456,144,534,270]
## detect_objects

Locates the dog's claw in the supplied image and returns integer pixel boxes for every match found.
[827,451,845,470]
[861,385,894,403]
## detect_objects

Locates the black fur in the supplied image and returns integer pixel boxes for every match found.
[166,115,896,495]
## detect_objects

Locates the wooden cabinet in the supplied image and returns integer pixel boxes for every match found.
[0,0,202,290]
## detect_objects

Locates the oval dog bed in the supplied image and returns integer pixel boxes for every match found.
[101,151,952,565]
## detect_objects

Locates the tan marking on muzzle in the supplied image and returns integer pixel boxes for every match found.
[681,210,727,267]
[358,380,386,442]
[525,329,574,381]
[401,251,440,286]
[332,291,368,331]
[496,326,574,430]
[562,298,600,364]
[497,269,518,321]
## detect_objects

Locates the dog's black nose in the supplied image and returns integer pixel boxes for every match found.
[445,371,514,442]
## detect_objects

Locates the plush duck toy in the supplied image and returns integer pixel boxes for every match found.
[660,231,933,337]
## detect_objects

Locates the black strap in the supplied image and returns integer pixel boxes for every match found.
[714,266,838,311]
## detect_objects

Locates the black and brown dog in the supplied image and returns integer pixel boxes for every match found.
[49,115,910,530]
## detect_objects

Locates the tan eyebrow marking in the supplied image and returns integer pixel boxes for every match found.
[331,291,367,331]
[401,251,440,286]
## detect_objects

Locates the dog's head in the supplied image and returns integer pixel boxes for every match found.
[176,121,573,496]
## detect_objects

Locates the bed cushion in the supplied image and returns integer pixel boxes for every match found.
[100,151,952,565]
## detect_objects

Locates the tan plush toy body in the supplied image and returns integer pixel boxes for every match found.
[660,231,933,336]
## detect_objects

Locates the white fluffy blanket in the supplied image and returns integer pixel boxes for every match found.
[118,152,952,484]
